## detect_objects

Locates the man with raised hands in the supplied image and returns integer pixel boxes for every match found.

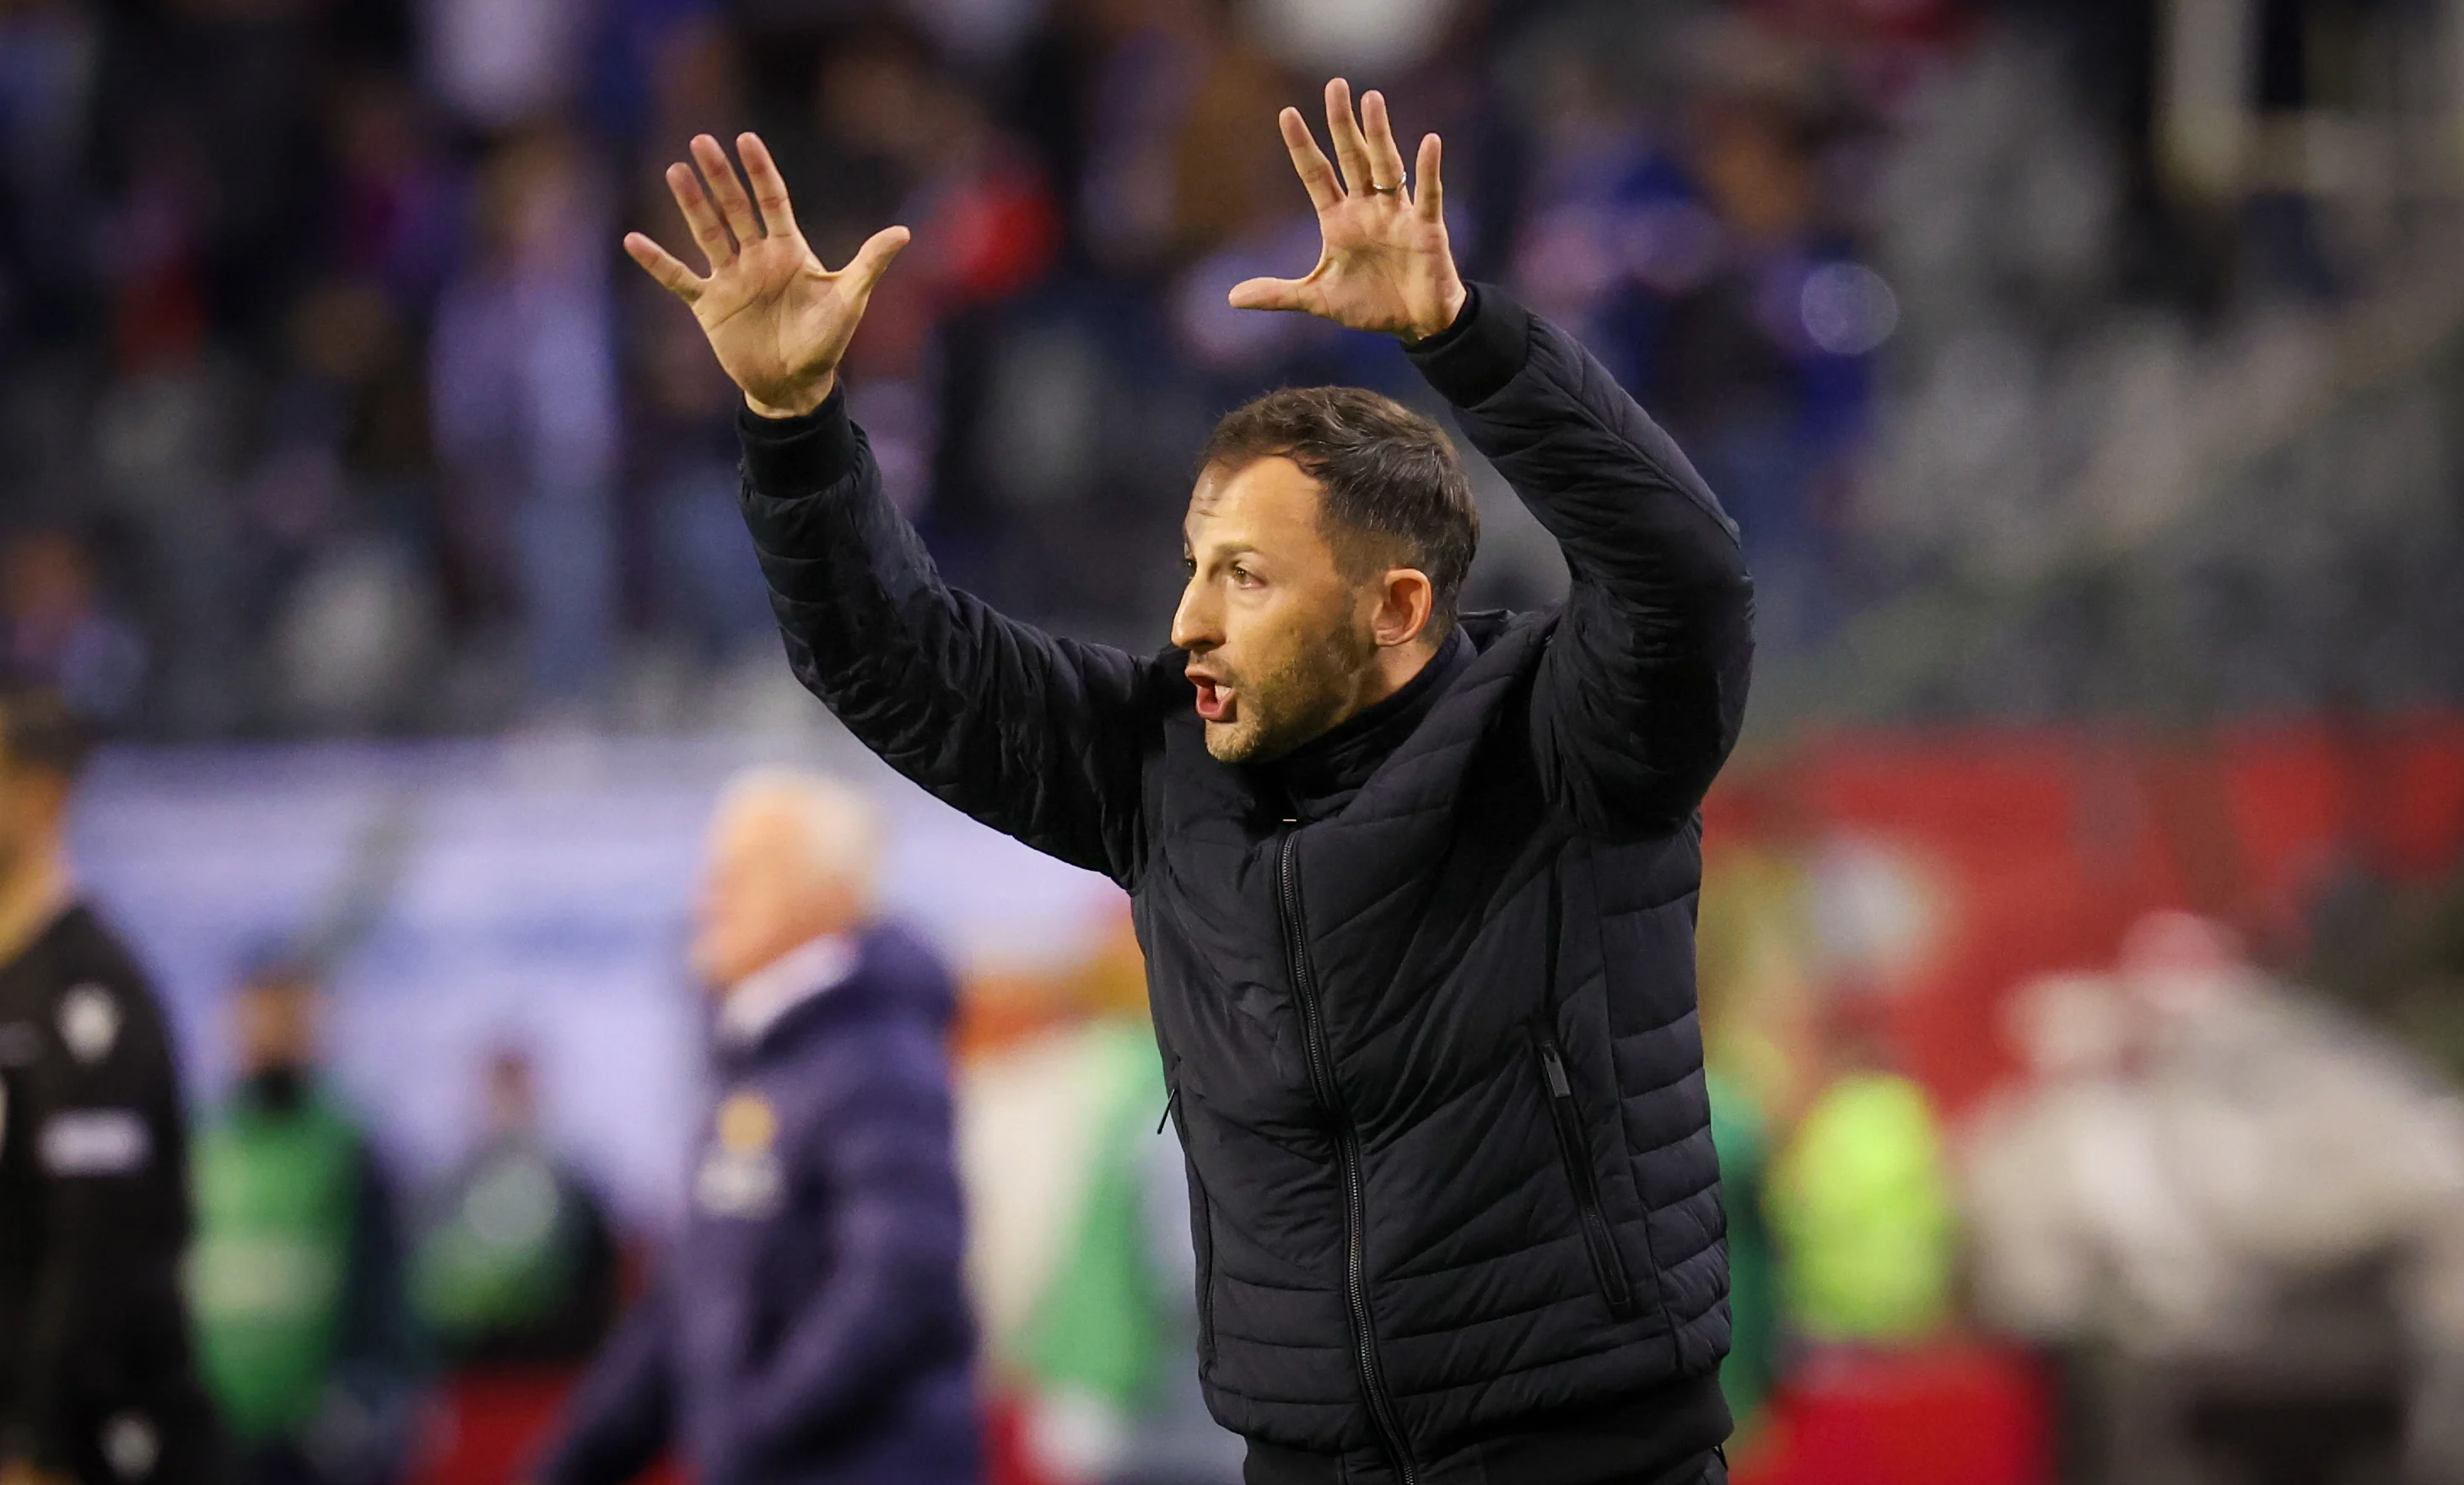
[628,78,1754,1485]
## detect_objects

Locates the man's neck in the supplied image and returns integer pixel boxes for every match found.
[1340,635,1442,726]
[0,844,72,969]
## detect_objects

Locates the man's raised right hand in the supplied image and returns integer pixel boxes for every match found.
[624,132,908,419]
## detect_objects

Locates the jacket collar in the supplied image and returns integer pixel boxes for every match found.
[717,933,861,1050]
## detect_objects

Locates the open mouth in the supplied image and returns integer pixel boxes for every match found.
[1192,678,1235,722]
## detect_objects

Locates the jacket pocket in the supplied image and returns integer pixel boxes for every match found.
[1167,1085,1218,1365]
[1532,1028,1638,1320]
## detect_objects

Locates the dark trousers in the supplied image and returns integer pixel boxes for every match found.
[1239,1374,1729,1485]
[1243,1441,1723,1485]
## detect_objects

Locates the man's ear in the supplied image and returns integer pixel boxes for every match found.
[1370,569,1436,649]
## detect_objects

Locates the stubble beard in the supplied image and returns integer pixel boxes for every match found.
[1202,624,1376,764]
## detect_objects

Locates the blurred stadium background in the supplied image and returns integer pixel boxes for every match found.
[9,0,2464,1479]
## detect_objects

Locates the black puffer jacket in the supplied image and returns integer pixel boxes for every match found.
[740,286,1755,1484]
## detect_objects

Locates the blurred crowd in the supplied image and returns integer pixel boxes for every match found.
[6,0,2453,739]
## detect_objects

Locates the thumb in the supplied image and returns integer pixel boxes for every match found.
[1229,277,1308,312]
[842,225,912,294]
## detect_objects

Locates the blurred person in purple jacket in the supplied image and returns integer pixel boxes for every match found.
[429,126,619,716]
[533,770,979,1485]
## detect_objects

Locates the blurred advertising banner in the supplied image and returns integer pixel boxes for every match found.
[70,732,1124,1228]
[1702,716,2464,1118]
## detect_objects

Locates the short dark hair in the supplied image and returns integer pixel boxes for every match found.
[0,682,91,782]
[1198,386,1480,635]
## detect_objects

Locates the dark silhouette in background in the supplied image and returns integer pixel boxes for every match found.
[0,684,221,1485]
[409,1048,618,1372]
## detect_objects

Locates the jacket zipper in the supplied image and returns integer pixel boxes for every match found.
[1277,829,1418,1484]
[1534,1033,1636,1317]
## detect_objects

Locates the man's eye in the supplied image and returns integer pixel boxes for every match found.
[1231,565,1257,586]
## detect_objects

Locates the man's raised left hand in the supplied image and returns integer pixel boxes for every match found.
[1228,79,1467,343]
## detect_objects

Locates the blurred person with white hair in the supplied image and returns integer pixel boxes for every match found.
[531,770,979,1485]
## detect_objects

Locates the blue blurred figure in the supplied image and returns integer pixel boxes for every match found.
[535,771,979,1485]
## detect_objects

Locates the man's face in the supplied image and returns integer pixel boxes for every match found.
[484,1051,536,1135]
[231,980,318,1077]
[691,807,851,991]
[1172,456,1381,764]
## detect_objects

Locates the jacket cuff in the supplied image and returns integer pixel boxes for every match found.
[1406,283,1532,408]
[738,386,860,495]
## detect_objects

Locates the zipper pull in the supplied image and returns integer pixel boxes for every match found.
[1157,1087,1180,1135]
[1539,1041,1572,1099]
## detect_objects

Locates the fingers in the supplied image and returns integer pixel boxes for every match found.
[1228,276,1307,313]
[1415,132,1443,223]
[736,132,800,241]
[1360,90,1409,194]
[1324,78,1375,195]
[839,224,911,295]
[689,133,763,246]
[665,160,737,272]
[623,231,703,301]
[1277,107,1343,212]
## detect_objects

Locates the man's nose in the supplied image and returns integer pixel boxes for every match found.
[1170,579,1219,652]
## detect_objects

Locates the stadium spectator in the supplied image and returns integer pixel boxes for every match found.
[0,531,145,726]
[428,124,619,717]
[1,0,2451,732]
[191,958,423,1485]
[1768,991,1956,1347]
[408,1046,618,1370]
[534,770,979,1485]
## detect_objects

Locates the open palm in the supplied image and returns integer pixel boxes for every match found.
[624,133,908,418]
[1229,80,1467,343]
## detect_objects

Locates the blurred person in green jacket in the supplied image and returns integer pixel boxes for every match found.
[408,1045,617,1369]
[191,959,422,1485]
[1768,992,1955,1346]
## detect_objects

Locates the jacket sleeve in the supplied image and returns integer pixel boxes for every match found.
[534,1284,676,1485]
[717,1025,969,1473]
[4,975,190,1471]
[740,392,1157,886]
[1408,284,1755,834]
